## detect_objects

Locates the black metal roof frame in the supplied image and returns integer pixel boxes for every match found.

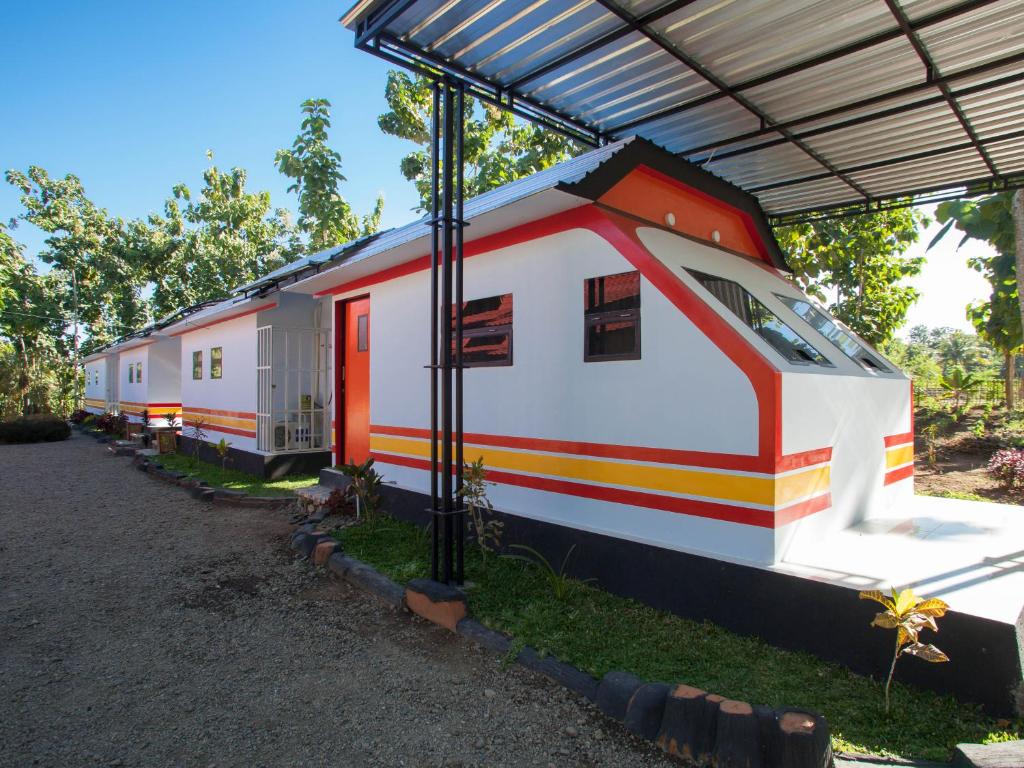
[347,0,1024,224]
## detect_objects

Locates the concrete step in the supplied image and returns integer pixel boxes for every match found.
[295,484,343,505]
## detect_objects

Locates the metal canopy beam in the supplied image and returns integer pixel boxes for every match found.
[345,0,1024,222]
[882,0,1002,180]
[609,0,1002,135]
[587,0,872,202]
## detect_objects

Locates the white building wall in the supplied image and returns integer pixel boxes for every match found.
[179,315,258,451]
[333,226,774,563]
[118,345,150,424]
[83,358,107,414]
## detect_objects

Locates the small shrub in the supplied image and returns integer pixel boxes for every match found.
[505,544,593,601]
[987,448,1024,488]
[69,409,90,424]
[860,588,949,713]
[339,457,383,522]
[213,437,232,470]
[0,414,71,443]
[463,457,504,560]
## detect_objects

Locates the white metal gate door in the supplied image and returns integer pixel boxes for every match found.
[257,325,272,452]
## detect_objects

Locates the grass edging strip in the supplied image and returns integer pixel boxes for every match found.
[129,454,294,509]
[287,519,832,768]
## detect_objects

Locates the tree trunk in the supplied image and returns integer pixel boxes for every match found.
[1007,352,1017,410]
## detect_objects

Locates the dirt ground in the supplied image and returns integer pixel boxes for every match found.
[0,433,674,768]
[913,405,1024,503]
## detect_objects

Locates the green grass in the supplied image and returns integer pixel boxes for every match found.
[155,452,318,497]
[918,489,989,502]
[339,516,1021,762]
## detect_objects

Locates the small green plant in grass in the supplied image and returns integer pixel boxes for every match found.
[506,544,592,601]
[971,418,987,438]
[213,438,232,471]
[339,456,383,522]
[860,588,949,713]
[187,417,207,468]
[922,423,939,468]
[462,457,504,561]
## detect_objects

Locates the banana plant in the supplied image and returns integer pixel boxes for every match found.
[860,588,950,712]
[939,366,981,411]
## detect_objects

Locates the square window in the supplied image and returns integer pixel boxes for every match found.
[584,271,641,361]
[451,294,513,367]
[192,350,203,380]
[210,347,223,379]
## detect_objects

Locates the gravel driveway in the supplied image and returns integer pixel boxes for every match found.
[0,433,674,768]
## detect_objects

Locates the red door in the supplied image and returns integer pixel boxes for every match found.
[338,298,370,465]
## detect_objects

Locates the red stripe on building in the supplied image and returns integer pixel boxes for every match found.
[371,452,789,529]
[884,464,914,485]
[183,406,258,419]
[182,421,256,439]
[370,424,830,473]
[168,302,277,337]
[884,431,914,447]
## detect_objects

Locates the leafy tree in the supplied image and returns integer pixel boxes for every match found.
[0,223,74,416]
[5,167,149,349]
[378,70,584,210]
[775,206,927,345]
[933,193,1022,406]
[150,156,300,317]
[276,98,383,252]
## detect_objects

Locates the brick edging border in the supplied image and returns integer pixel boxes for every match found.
[288,524,836,768]
[125,452,295,509]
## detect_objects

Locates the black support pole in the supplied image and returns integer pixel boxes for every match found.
[440,80,455,585]
[426,78,467,587]
[454,81,466,585]
[429,80,440,583]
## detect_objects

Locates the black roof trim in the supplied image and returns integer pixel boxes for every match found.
[558,138,789,272]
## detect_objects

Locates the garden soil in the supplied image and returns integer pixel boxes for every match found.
[0,433,673,768]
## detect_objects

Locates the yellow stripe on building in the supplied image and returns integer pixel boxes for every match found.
[369,434,829,508]
[885,444,913,469]
[181,412,256,430]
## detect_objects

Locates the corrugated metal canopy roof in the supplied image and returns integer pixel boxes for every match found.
[342,0,1024,223]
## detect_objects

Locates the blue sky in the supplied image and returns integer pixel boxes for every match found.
[1,0,421,255]
[0,0,994,335]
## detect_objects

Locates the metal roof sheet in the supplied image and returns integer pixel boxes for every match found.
[234,136,636,294]
[344,0,1024,223]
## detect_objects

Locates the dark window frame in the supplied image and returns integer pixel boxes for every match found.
[584,271,642,363]
[687,268,832,368]
[451,294,513,368]
[210,347,223,379]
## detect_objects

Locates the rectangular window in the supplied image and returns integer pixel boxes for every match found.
[687,269,832,367]
[451,294,513,367]
[357,314,368,352]
[584,270,641,361]
[774,294,890,373]
[128,364,134,383]
[192,350,203,380]
[136,362,142,384]
[210,347,223,379]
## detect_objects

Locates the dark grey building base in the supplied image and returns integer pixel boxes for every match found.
[317,470,1024,717]
[180,436,332,479]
